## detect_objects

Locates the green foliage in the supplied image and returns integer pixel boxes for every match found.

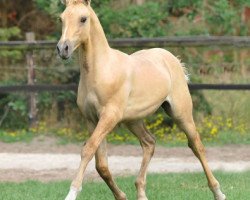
[191,91,212,116]
[167,0,203,19]
[92,0,112,9]
[34,0,64,17]
[0,129,33,143]
[205,0,238,35]
[167,0,203,9]
[0,94,28,129]
[0,91,77,130]
[0,27,21,41]
[100,2,168,38]
[33,0,111,18]
[1,113,249,145]
[8,99,27,117]
[0,27,22,60]
[32,0,250,37]
[231,0,250,7]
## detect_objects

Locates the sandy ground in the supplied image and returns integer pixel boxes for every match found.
[0,137,250,182]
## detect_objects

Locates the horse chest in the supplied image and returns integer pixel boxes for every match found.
[76,90,100,123]
[77,76,106,117]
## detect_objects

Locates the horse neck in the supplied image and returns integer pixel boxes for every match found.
[79,7,110,72]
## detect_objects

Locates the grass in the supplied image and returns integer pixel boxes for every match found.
[206,130,250,146]
[0,171,250,200]
[0,129,34,143]
[1,125,250,146]
[0,129,250,147]
[0,112,249,146]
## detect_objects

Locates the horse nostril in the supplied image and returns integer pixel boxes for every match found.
[57,45,60,54]
[65,45,69,52]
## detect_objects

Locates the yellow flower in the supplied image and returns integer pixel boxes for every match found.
[210,127,218,136]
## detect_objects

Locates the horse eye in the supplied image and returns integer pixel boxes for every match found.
[58,17,62,23]
[80,17,87,23]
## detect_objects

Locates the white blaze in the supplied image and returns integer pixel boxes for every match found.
[62,25,69,41]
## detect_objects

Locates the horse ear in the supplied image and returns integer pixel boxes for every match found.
[83,0,91,5]
[61,0,66,5]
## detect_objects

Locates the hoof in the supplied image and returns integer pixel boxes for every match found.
[215,193,226,200]
[116,197,127,200]
[65,192,77,200]
[115,192,127,200]
[65,186,81,200]
[212,185,226,200]
[138,197,148,200]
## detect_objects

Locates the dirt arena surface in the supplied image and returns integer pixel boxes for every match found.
[0,137,250,182]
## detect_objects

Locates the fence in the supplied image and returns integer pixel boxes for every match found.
[1,36,250,94]
[1,36,250,49]
[1,36,250,126]
[0,84,250,94]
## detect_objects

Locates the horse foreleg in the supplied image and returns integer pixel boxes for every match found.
[125,120,156,200]
[64,107,122,200]
[96,139,127,200]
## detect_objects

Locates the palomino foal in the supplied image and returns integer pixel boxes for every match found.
[57,1,226,200]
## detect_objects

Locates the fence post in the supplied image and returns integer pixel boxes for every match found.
[26,32,37,128]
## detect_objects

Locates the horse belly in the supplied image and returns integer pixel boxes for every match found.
[123,59,171,120]
[123,100,164,120]
[123,80,170,120]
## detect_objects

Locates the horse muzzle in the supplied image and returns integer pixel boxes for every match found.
[57,40,72,60]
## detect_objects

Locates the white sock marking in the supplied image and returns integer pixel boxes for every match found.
[64,186,81,200]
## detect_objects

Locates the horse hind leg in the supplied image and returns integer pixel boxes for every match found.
[162,93,226,200]
[178,120,226,200]
[125,120,156,200]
